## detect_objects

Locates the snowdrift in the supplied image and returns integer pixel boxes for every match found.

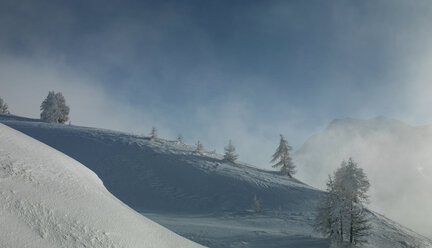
[0,123,202,248]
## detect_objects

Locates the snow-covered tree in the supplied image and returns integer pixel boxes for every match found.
[315,158,370,245]
[40,91,70,124]
[150,126,157,139]
[0,97,10,114]
[224,140,238,163]
[271,135,295,177]
[335,158,370,244]
[315,175,344,243]
[177,134,183,144]
[196,140,203,153]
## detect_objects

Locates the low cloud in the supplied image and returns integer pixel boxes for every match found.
[294,117,432,238]
[0,55,174,139]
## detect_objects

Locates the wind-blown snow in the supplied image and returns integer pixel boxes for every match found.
[293,116,432,238]
[0,123,202,248]
[1,114,432,247]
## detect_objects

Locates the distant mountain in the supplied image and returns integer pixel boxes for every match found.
[294,116,432,238]
[0,123,201,248]
[1,113,432,247]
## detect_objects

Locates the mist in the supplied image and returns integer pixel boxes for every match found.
[294,117,432,238]
[0,56,175,139]
[2,0,432,239]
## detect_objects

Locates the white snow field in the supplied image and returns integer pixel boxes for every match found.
[1,114,432,247]
[0,123,202,248]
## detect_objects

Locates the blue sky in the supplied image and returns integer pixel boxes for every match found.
[1,0,432,168]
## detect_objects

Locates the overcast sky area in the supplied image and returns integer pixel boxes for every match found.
[2,0,432,169]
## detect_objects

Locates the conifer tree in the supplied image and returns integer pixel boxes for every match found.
[177,134,183,144]
[315,175,344,243]
[40,91,69,123]
[335,158,370,244]
[196,140,203,153]
[150,126,157,139]
[224,140,238,163]
[271,135,295,177]
[315,158,370,245]
[0,97,10,114]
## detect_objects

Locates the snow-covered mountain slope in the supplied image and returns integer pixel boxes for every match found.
[1,114,432,247]
[0,123,202,248]
[293,116,432,238]
[0,116,320,215]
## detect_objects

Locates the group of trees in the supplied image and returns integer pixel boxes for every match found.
[146,127,240,163]
[230,134,371,245]
[205,134,371,245]
[178,134,296,177]
[315,158,370,246]
[36,91,296,178]
[2,91,72,123]
[2,92,70,123]
[197,139,239,163]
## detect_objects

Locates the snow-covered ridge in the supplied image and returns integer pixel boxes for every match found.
[0,114,319,214]
[1,114,432,247]
[0,123,202,248]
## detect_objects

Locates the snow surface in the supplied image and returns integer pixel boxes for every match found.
[0,123,202,248]
[1,114,432,247]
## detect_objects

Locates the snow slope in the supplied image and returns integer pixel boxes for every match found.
[0,123,202,248]
[293,116,432,238]
[1,114,432,247]
[0,115,321,215]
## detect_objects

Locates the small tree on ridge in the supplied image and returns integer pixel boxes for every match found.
[196,140,203,153]
[271,134,295,177]
[177,134,183,144]
[40,91,70,124]
[150,126,157,139]
[224,140,239,163]
[0,97,10,114]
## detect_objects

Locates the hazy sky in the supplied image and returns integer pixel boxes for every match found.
[2,0,432,168]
